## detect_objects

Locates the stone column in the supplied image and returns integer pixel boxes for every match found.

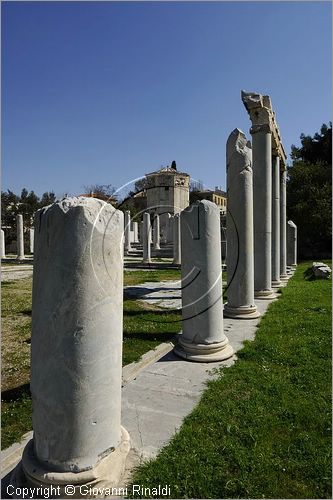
[172,213,181,265]
[16,214,25,260]
[1,229,5,259]
[153,215,160,250]
[139,221,143,244]
[124,211,131,255]
[12,197,129,495]
[142,212,151,264]
[280,169,288,279]
[29,228,34,254]
[174,200,233,362]
[271,155,281,286]
[167,215,174,243]
[133,221,139,243]
[224,129,260,319]
[287,220,297,268]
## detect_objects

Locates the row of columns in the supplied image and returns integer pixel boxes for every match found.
[0,215,35,259]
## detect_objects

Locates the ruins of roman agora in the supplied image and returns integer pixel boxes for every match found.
[1,91,331,499]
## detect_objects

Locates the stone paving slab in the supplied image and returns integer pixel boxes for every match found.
[1,265,34,282]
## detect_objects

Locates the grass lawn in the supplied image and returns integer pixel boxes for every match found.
[1,270,181,449]
[130,261,332,499]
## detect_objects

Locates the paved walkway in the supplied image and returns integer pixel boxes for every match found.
[1,264,33,282]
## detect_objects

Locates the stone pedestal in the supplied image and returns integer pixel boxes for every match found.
[153,215,161,250]
[172,214,181,265]
[280,169,288,280]
[142,213,151,264]
[287,220,297,267]
[16,214,25,260]
[133,221,139,243]
[29,228,34,254]
[124,211,131,255]
[1,229,5,259]
[271,155,281,287]
[224,129,260,319]
[174,200,233,362]
[11,197,129,496]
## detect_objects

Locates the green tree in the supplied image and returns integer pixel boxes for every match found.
[287,123,332,259]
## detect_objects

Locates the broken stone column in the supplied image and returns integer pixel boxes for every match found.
[242,91,276,299]
[172,213,181,265]
[271,155,281,286]
[11,197,130,495]
[174,200,234,362]
[16,214,25,260]
[153,214,161,250]
[287,220,297,268]
[142,212,151,264]
[280,169,288,279]
[29,228,34,254]
[1,229,5,259]
[224,129,260,319]
[124,211,131,255]
[133,221,139,243]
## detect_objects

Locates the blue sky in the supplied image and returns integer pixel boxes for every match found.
[2,1,332,199]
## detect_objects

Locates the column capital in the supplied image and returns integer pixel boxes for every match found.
[250,123,272,135]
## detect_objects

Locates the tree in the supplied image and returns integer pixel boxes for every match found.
[83,184,117,200]
[287,123,332,259]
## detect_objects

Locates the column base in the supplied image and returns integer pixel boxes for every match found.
[172,259,181,265]
[142,259,152,264]
[280,273,290,281]
[10,427,130,499]
[174,337,234,363]
[271,280,283,288]
[223,304,260,320]
[153,245,161,250]
[254,289,277,300]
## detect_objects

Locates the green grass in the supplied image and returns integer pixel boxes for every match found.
[1,270,181,449]
[129,261,332,499]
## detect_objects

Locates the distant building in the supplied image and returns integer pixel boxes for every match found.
[145,166,190,215]
[190,187,227,214]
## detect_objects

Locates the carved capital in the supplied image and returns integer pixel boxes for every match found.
[250,123,272,135]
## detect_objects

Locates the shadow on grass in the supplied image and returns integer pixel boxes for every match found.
[1,383,30,403]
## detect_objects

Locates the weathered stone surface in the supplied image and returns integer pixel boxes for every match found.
[287,220,297,267]
[1,229,5,258]
[153,215,160,250]
[172,213,181,265]
[132,221,139,243]
[280,170,288,279]
[16,214,25,260]
[12,197,129,493]
[272,156,281,286]
[311,262,331,279]
[29,228,34,254]
[124,211,131,254]
[224,129,260,319]
[142,213,151,263]
[174,200,233,362]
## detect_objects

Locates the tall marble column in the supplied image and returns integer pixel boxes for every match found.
[124,211,131,255]
[11,197,130,495]
[280,169,288,280]
[142,213,151,264]
[1,229,5,259]
[271,155,281,286]
[172,213,181,265]
[174,200,233,362]
[287,220,297,268]
[153,215,160,250]
[224,129,260,319]
[16,214,25,260]
[242,91,276,299]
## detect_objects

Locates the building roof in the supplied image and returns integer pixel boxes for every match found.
[145,166,190,177]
